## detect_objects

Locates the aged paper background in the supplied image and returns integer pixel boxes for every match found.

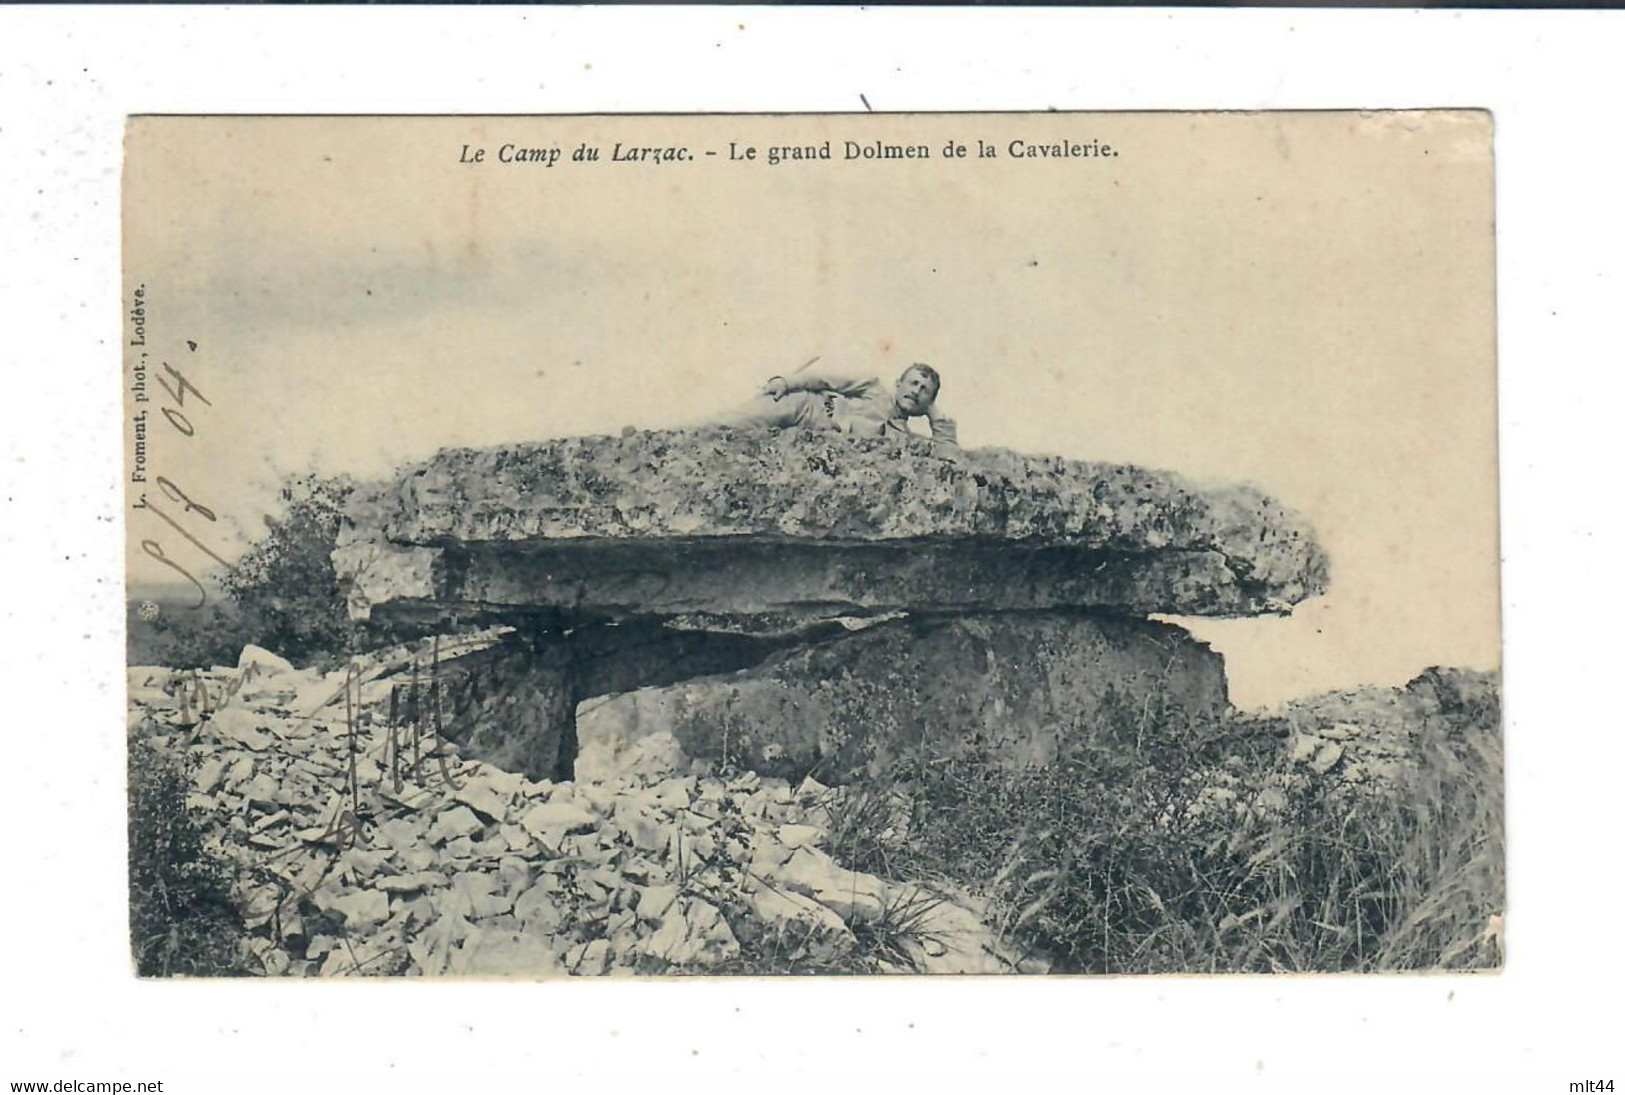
[123,111,1497,708]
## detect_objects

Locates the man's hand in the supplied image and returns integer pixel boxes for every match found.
[763,376,790,401]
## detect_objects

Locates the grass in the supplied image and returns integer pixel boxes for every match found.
[817,677,1504,974]
[127,731,256,976]
[704,913,868,976]
[693,884,958,976]
[848,885,953,972]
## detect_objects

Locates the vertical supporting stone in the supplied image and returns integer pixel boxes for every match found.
[576,611,1231,784]
[438,629,578,782]
[550,630,580,783]
[436,620,862,784]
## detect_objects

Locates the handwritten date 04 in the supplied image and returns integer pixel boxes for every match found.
[136,343,223,609]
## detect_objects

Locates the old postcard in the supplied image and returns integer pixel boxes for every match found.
[122,111,1500,978]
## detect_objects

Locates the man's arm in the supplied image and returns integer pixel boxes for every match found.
[925,408,960,450]
[771,367,881,399]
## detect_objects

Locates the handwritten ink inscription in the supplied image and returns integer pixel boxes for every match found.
[129,283,224,608]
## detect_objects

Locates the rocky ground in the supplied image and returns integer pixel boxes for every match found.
[127,636,1032,977]
[127,621,1499,978]
[1235,665,1501,794]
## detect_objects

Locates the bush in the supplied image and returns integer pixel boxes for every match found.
[127,732,251,976]
[129,474,360,670]
[220,473,357,667]
[825,684,1504,974]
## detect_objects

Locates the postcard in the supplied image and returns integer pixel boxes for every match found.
[122,111,1500,977]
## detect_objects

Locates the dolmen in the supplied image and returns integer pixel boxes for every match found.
[333,429,1328,783]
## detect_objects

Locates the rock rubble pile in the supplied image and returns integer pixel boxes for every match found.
[1262,666,1502,790]
[129,641,1031,977]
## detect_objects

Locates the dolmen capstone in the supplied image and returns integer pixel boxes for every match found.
[333,428,1328,783]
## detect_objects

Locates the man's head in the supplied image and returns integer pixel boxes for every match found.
[893,363,942,416]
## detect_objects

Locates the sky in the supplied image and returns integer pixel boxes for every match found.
[122,112,1500,709]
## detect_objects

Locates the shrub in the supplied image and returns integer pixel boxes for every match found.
[128,474,361,670]
[127,732,251,976]
[220,473,357,667]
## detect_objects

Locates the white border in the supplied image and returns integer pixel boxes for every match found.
[3,7,1622,1091]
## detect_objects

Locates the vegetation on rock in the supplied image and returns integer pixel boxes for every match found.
[129,474,359,669]
[820,670,1503,973]
[127,729,252,976]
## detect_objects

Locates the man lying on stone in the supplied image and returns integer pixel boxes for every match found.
[698,362,960,451]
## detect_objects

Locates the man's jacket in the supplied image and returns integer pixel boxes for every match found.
[778,368,959,448]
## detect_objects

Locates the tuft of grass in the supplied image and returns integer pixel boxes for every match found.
[706,913,866,976]
[704,885,958,976]
[848,886,952,973]
[819,781,913,880]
